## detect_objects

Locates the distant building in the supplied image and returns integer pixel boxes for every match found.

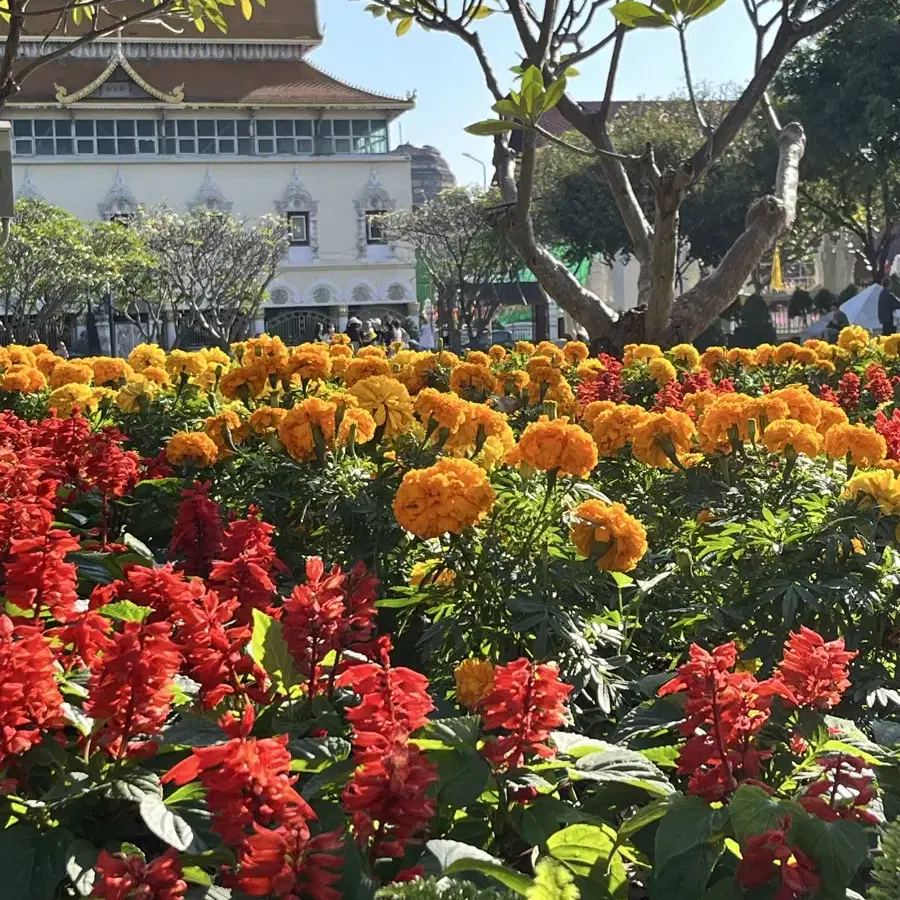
[394,143,456,207]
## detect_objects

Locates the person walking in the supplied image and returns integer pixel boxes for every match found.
[879,277,900,336]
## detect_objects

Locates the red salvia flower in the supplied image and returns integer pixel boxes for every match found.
[83,428,141,499]
[799,754,878,824]
[652,380,684,412]
[231,824,344,900]
[162,705,315,846]
[819,384,841,406]
[736,821,821,900]
[142,449,175,480]
[0,615,65,771]
[774,626,856,710]
[5,525,80,622]
[480,658,573,771]
[865,363,894,405]
[681,368,715,395]
[875,409,900,461]
[85,621,183,758]
[169,482,224,578]
[92,849,187,900]
[576,354,624,405]
[48,609,114,671]
[0,449,59,556]
[339,561,379,656]
[837,371,861,413]
[113,563,208,624]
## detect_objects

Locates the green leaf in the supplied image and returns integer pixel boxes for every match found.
[395,15,413,35]
[250,609,296,691]
[546,824,623,890]
[651,844,722,900]
[465,119,516,136]
[160,715,226,749]
[610,0,672,27]
[122,532,154,561]
[422,716,481,748]
[108,769,163,802]
[618,797,669,839]
[572,748,674,796]
[364,3,386,16]
[139,794,197,852]
[789,815,868,887]
[540,76,567,114]
[471,3,494,17]
[655,794,728,874]
[64,839,97,897]
[182,865,213,887]
[165,782,208,806]
[699,880,743,900]
[100,600,151,623]
[288,737,352,772]
[185,887,231,900]
[729,784,803,843]
[433,750,492,807]
[0,825,69,900]
[527,858,580,900]
[682,0,727,19]
[427,840,531,895]
[511,796,570,848]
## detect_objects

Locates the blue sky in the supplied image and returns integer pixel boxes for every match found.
[315,0,757,186]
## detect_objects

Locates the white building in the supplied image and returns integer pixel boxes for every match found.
[6,0,417,346]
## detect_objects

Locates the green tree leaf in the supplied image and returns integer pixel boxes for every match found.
[395,16,413,35]
[610,1,672,28]
[540,76,568,114]
[527,858,580,900]
[466,119,516,136]
[427,840,531,895]
[139,795,198,852]
[0,825,69,900]
[250,609,296,691]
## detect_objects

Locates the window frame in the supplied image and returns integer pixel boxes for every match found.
[287,211,310,246]
[365,212,386,245]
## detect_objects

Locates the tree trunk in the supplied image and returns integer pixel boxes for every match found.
[645,174,684,343]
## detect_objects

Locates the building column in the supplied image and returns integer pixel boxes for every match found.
[548,298,559,342]
[96,318,112,355]
[337,305,349,332]
[253,314,265,337]
[165,315,177,350]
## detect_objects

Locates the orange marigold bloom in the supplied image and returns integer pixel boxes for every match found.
[337,406,377,447]
[329,343,353,359]
[128,343,166,372]
[6,345,36,367]
[503,369,531,395]
[143,365,170,387]
[592,404,648,457]
[204,410,246,452]
[35,354,61,377]
[331,333,351,346]
[92,357,134,386]
[700,346,727,372]
[817,401,848,435]
[249,406,288,434]
[449,362,499,399]
[489,345,507,362]
[278,397,337,461]
[220,366,267,402]
[287,345,332,381]
[414,387,467,434]
[648,357,677,386]
[166,349,207,379]
[525,355,565,386]
[49,360,93,389]
[358,345,387,359]
[2,365,46,393]
[513,340,535,355]
[726,348,757,368]
[393,458,496,537]
[753,395,790,428]
[624,343,663,366]
[631,409,696,469]
[755,343,776,365]
[444,402,515,456]
[576,358,606,381]
[762,420,823,458]
[508,416,597,478]
[699,394,757,455]
[344,356,392,388]
[455,659,495,710]
[166,432,219,467]
[768,386,821,427]
[465,350,492,368]
[843,469,900,516]
[580,400,617,431]
[570,499,648,572]
[774,342,803,365]
[563,341,589,365]
[824,422,887,468]
[241,334,289,375]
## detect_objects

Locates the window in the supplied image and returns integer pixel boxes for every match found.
[14,119,74,156]
[288,212,309,246]
[254,119,314,155]
[365,212,386,245]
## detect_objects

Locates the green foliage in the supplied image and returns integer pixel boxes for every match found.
[730,293,776,348]
[788,288,814,319]
[869,820,900,900]
[377,878,517,900]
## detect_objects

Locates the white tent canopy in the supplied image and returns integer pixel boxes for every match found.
[804,284,882,338]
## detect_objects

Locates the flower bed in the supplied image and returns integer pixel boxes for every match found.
[1,331,900,899]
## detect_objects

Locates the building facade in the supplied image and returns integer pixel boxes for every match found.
[6,0,417,346]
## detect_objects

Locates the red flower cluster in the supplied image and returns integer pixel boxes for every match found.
[83,427,141,499]
[876,409,900,460]
[837,371,861,413]
[819,384,840,407]
[736,819,821,900]
[85,621,183,758]
[5,525,80,622]
[338,644,438,860]
[660,628,857,801]
[92,849,187,900]
[799,754,878,824]
[169,482,224,577]
[865,364,895,405]
[576,354,624,404]
[480,658,573,771]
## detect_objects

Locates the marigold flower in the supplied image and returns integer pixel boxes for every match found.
[249,405,288,434]
[337,406,377,447]
[344,356,392,388]
[591,404,648,457]
[481,658,573,770]
[48,360,93,389]
[647,357,677,386]
[350,375,414,437]
[455,658,495,710]
[92,357,133,386]
[220,366,267,402]
[579,399,617,431]
[817,399,848,435]
[837,324,870,351]
[166,349,207,379]
[514,340,536,355]
[700,346,726,372]
[35,353,61,377]
[128,343,167,372]
[669,343,701,369]
[1,365,46,393]
[768,386,822,427]
[844,468,900,515]
[393,458,495,537]
[824,422,887,468]
[508,416,597,477]
[142,365,170,387]
[752,394,790,429]
[165,432,219,467]
[762,420,823,458]
[287,344,332,382]
[92,849,187,900]
[726,347,757,367]
[444,402,515,458]
[624,343,663,365]
[775,626,856,709]
[570,499,648,572]
[755,343,777,365]
[116,378,158,413]
[562,341,589,365]
[525,356,564,391]
[204,409,246,455]
[699,394,757,454]
[413,387,467,434]
[6,344,36,367]
[329,342,353,359]
[449,361,499,399]
[278,397,338,462]
[242,335,289,376]
[631,409,696,469]
[489,344,507,361]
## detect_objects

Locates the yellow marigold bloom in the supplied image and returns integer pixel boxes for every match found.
[514,340,535,355]
[129,343,166,372]
[142,365,170,387]
[349,375,414,437]
[774,342,803,365]
[624,343,663,366]
[48,383,96,417]
[166,431,219,467]
[699,394,757,454]
[591,404,649,457]
[288,345,332,382]
[249,406,288,434]
[357,345,387,359]
[337,406,377,446]
[580,400,617,431]
[49,360,93,389]
[465,350,492,368]
[116,378,158,413]
[648,357,677,386]
[669,344,700,369]
[824,422,887,468]
[393,457,496,537]
[91,357,133,387]
[331,333,351,346]
[220,366,267,402]
[166,349,206,379]
[489,345,507,362]
[414,387,467,434]
[445,402,515,457]
[817,401,849,435]
[837,325,870,351]
[755,344,776,365]
[202,347,231,370]
[92,387,117,407]
[449,362,499,399]
[409,350,459,392]
[816,360,836,374]
[762,420,823,458]
[278,397,338,462]
[2,365,46,393]
[7,345,36,367]
[329,343,353,359]
[700,346,727,372]
[0,347,11,369]
[409,560,457,588]
[631,409,696,469]
[844,469,900,516]
[768,386,821,427]
[204,410,246,452]
[31,343,50,356]
[883,334,900,357]
[570,499,648,572]
[726,348,757,368]
[508,416,597,477]
[563,341,589,365]
[576,359,606,381]
[454,659,495,710]
[535,340,562,359]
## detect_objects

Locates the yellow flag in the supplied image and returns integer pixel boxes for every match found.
[769,246,784,292]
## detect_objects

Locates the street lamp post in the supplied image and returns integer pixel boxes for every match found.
[462,152,487,189]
